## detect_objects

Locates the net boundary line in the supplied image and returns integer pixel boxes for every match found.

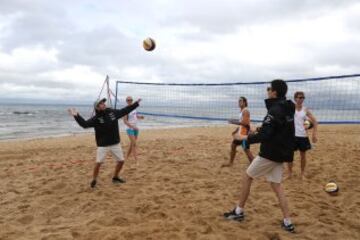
[116,74,360,86]
[139,112,360,124]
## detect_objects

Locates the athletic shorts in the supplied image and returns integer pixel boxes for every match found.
[126,128,139,137]
[96,144,124,163]
[246,156,283,183]
[232,139,250,150]
[294,137,311,152]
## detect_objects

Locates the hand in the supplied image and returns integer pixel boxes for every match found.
[312,135,318,143]
[136,98,142,104]
[67,108,78,116]
[133,127,139,131]
[249,124,258,133]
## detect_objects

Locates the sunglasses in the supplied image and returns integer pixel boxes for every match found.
[126,99,133,102]
[297,96,305,99]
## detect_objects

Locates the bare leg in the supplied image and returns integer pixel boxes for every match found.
[222,143,237,167]
[244,149,254,163]
[132,135,138,164]
[127,135,137,163]
[113,161,124,178]
[238,173,253,208]
[287,162,293,179]
[126,134,133,160]
[270,182,290,219]
[93,162,101,180]
[300,151,306,179]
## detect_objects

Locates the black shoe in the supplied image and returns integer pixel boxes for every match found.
[224,209,244,221]
[112,177,126,184]
[281,222,295,233]
[90,179,97,188]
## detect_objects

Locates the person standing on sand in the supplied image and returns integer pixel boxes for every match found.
[123,96,144,165]
[222,96,254,167]
[223,79,296,233]
[68,98,141,188]
[287,91,318,179]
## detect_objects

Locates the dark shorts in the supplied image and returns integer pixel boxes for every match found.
[294,137,311,152]
[232,139,250,150]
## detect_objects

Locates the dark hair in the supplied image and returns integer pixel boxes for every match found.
[271,79,288,98]
[294,91,305,99]
[239,96,248,107]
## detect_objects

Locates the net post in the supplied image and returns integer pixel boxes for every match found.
[115,81,119,109]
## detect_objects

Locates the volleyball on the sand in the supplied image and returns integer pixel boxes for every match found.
[325,181,339,195]
[143,37,156,51]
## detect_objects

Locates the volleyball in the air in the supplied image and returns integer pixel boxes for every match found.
[324,181,339,195]
[143,37,156,51]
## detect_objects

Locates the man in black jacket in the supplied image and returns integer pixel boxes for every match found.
[68,98,141,188]
[223,79,296,233]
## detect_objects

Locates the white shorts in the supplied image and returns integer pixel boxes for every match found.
[96,144,124,163]
[246,156,283,183]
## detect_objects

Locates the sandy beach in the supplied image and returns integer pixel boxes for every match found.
[0,125,359,240]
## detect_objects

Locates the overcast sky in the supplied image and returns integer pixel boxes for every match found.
[0,0,359,103]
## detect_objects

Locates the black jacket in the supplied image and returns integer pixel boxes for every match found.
[247,98,295,162]
[74,103,139,146]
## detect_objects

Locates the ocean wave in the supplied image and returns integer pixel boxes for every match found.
[12,111,35,115]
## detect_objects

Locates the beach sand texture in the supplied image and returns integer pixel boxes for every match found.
[0,125,359,240]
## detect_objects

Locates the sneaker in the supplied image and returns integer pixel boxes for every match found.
[90,179,97,188]
[112,177,126,184]
[223,209,244,221]
[281,222,295,233]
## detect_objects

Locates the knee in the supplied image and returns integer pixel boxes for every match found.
[244,173,253,182]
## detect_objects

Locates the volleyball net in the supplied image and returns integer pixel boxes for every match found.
[114,74,360,124]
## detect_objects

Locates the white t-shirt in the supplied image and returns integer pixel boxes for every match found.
[126,110,138,130]
[295,107,307,137]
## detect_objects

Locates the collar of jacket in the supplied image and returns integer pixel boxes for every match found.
[265,97,286,110]
[95,108,110,116]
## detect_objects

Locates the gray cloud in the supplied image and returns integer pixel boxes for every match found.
[163,0,359,35]
[0,0,359,103]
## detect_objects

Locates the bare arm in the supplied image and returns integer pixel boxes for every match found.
[306,109,318,143]
[136,113,145,120]
[241,109,250,126]
[228,109,250,127]
[123,114,137,130]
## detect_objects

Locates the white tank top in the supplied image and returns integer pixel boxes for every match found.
[295,107,307,137]
[126,110,138,130]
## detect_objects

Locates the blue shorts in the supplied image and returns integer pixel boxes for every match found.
[126,129,139,137]
[232,139,250,150]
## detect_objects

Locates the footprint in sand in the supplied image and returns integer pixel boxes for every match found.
[17,215,34,224]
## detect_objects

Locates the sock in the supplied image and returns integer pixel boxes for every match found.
[235,206,243,215]
[284,218,292,226]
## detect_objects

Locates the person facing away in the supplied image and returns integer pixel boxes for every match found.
[222,96,254,167]
[123,96,144,166]
[68,97,141,188]
[287,91,318,179]
[223,79,296,233]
